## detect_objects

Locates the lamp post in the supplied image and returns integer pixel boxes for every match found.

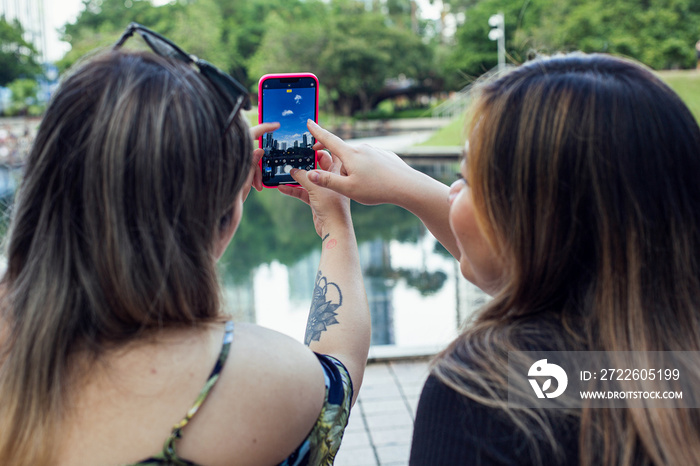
[488,12,505,72]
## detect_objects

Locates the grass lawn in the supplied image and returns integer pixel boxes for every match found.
[418,70,700,147]
[658,70,700,124]
[416,113,466,147]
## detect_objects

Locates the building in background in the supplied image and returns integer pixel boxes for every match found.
[1,0,47,63]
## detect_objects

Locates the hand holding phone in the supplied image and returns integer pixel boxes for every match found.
[258,73,319,188]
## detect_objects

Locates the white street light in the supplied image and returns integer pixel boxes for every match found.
[488,12,505,72]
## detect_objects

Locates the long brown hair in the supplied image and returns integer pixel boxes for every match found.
[434,54,700,465]
[0,50,252,464]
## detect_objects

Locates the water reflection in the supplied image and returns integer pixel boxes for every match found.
[220,162,490,354]
[0,118,485,354]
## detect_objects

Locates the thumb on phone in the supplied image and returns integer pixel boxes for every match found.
[288,167,351,238]
[306,169,348,194]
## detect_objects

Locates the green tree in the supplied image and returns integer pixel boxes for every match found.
[530,0,700,69]
[443,0,700,85]
[56,0,440,112]
[6,78,40,115]
[320,2,397,115]
[58,0,165,71]
[249,0,433,115]
[59,0,230,72]
[215,0,320,86]
[246,3,329,85]
[0,16,42,86]
[166,0,230,69]
[442,0,548,85]
[222,188,426,284]
[59,0,284,88]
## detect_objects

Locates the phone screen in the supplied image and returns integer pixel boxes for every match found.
[259,74,318,187]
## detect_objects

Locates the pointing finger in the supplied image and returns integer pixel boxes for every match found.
[250,122,280,140]
[307,120,353,161]
[279,184,310,205]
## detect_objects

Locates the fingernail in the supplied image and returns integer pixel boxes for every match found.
[290,168,299,176]
[308,119,317,126]
[308,171,320,182]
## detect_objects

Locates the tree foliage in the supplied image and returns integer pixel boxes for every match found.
[0,16,42,86]
[530,0,700,69]
[448,0,700,80]
[57,0,434,114]
[247,0,433,115]
[321,1,433,115]
[6,78,40,115]
[222,186,424,284]
[47,0,700,109]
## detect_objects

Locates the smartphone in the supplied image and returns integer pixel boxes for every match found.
[258,73,319,187]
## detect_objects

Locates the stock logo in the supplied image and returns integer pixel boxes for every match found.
[528,359,568,399]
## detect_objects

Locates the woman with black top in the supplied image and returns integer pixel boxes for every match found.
[284,53,700,465]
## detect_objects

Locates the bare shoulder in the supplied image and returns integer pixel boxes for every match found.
[178,322,326,466]
[227,323,327,406]
[227,323,327,416]
[233,322,322,366]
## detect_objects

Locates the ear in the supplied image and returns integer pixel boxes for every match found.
[213,196,243,261]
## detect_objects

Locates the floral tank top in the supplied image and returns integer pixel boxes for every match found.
[131,321,353,466]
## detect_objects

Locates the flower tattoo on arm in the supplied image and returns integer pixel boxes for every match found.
[304,271,343,345]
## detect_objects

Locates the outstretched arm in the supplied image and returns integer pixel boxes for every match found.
[286,158,370,405]
[281,121,460,260]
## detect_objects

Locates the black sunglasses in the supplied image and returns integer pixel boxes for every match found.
[114,22,251,135]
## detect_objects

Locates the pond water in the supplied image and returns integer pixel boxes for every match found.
[220,160,489,357]
[0,122,490,358]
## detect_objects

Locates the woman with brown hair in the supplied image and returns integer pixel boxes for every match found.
[287,53,700,465]
[0,24,370,465]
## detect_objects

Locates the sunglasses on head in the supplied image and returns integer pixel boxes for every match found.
[114,22,251,135]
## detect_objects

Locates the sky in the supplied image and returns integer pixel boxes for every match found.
[44,0,84,62]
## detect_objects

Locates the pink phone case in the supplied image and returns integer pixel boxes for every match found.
[258,72,319,188]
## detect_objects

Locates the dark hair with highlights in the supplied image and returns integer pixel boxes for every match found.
[0,50,252,464]
[434,53,700,465]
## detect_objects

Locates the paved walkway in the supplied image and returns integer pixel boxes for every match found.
[334,358,432,466]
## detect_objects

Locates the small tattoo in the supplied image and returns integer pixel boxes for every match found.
[322,233,330,242]
[304,271,342,345]
[325,238,337,249]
